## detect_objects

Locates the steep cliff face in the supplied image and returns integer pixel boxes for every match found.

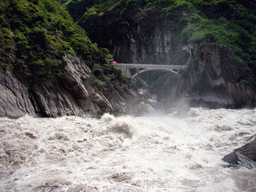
[0,0,152,118]
[0,69,35,117]
[73,0,256,109]
[113,26,190,65]
[172,45,256,109]
[79,2,189,65]
[0,53,129,118]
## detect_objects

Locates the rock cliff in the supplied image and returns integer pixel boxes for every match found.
[171,45,256,109]
[0,0,156,118]
[74,0,256,110]
[81,9,189,65]
[0,53,131,118]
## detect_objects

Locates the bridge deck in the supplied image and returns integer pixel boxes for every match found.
[113,63,186,69]
[113,63,186,77]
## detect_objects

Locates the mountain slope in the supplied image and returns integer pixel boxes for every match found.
[0,0,138,117]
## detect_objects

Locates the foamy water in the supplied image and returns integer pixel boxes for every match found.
[0,108,256,191]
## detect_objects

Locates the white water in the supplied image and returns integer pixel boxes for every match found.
[0,108,256,192]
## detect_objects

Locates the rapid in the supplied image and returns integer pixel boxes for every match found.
[0,107,256,191]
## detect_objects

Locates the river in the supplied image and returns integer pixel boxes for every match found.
[0,107,256,191]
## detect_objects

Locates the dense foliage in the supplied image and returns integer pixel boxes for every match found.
[63,0,97,22]
[56,0,69,4]
[0,0,112,82]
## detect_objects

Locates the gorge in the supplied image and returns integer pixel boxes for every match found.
[67,0,256,110]
[0,1,256,191]
[0,0,152,118]
[1,0,256,118]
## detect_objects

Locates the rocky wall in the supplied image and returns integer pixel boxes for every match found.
[172,45,256,109]
[0,54,127,118]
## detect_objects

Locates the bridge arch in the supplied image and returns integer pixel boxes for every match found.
[132,68,179,78]
[113,63,186,78]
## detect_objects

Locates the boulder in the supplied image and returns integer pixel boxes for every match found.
[222,139,256,169]
[60,54,90,100]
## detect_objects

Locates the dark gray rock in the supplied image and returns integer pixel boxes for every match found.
[173,45,256,109]
[31,83,84,117]
[222,139,256,169]
[0,53,139,118]
[0,70,35,117]
[60,54,90,100]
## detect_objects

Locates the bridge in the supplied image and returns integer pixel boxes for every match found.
[113,63,186,78]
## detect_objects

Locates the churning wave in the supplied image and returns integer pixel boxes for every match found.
[0,108,256,191]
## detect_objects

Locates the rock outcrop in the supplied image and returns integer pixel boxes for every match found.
[222,138,256,169]
[171,45,256,109]
[0,53,130,118]
[0,70,35,118]
[81,7,189,65]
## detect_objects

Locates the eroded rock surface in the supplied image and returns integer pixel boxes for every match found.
[0,53,131,118]
[172,45,256,109]
[0,70,35,117]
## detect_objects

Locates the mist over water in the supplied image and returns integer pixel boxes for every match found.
[0,108,256,191]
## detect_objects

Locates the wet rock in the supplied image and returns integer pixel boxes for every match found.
[82,99,102,115]
[222,139,256,169]
[222,152,239,165]
[136,101,155,115]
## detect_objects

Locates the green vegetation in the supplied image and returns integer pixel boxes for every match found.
[63,0,97,22]
[0,0,109,82]
[56,0,69,4]
[181,1,256,68]
[91,61,132,96]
